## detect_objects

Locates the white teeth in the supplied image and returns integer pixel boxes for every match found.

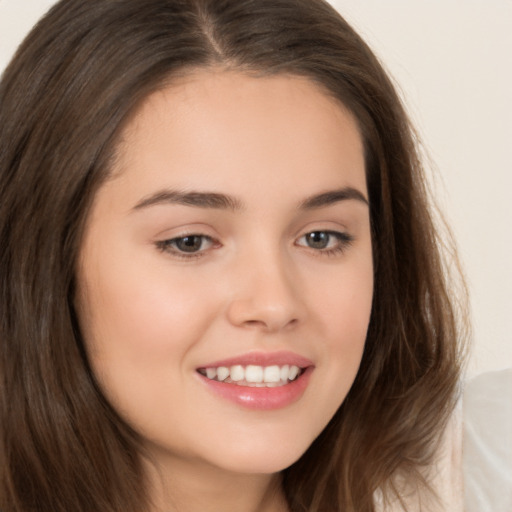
[288,365,299,380]
[216,367,229,381]
[230,365,245,382]
[245,365,263,383]
[206,368,217,380]
[264,365,281,383]
[200,364,304,385]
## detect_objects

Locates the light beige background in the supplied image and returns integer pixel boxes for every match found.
[1,0,511,377]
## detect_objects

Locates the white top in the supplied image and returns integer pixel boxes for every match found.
[463,369,512,512]
[379,368,512,511]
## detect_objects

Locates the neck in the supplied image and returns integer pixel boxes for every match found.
[143,452,289,512]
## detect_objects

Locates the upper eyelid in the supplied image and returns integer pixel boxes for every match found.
[153,222,217,239]
[158,228,348,239]
[295,230,353,245]
[156,228,351,243]
[168,234,215,245]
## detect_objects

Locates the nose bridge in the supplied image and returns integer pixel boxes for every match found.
[226,240,303,331]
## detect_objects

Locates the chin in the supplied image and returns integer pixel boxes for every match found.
[199,431,314,475]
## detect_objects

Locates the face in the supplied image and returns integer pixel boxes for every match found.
[77,70,373,477]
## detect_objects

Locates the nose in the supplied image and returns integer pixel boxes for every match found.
[226,249,305,333]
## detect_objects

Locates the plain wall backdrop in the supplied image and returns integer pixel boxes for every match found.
[1,0,511,377]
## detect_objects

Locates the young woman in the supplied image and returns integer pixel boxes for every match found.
[0,1,466,511]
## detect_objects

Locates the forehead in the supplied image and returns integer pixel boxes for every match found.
[108,69,366,206]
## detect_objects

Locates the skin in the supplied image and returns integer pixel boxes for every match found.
[77,69,373,512]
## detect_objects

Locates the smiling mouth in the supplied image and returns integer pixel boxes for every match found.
[197,364,305,387]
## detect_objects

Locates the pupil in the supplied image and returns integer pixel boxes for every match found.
[177,236,202,252]
[307,231,329,249]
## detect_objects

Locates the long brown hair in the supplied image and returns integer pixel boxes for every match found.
[0,1,466,510]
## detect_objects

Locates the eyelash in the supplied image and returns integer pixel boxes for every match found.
[155,235,217,260]
[155,230,354,260]
[296,231,354,257]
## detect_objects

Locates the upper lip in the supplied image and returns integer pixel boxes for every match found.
[197,350,314,370]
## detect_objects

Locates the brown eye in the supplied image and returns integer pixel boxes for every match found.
[296,230,354,255]
[305,231,331,249]
[157,234,215,256]
[174,235,205,253]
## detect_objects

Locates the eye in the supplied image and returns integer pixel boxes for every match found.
[156,234,216,257]
[296,230,353,254]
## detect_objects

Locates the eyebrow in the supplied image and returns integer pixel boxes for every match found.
[298,187,368,209]
[131,186,368,212]
[132,190,243,211]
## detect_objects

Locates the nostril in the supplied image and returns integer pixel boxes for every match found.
[243,319,268,328]
[241,317,299,332]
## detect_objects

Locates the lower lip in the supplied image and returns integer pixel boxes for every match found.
[198,367,313,410]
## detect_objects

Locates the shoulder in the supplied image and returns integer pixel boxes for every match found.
[463,368,512,512]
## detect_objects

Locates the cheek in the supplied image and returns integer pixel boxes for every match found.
[76,255,218,436]
[307,257,373,398]
[80,252,215,362]
[76,250,225,428]
[310,252,373,340]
